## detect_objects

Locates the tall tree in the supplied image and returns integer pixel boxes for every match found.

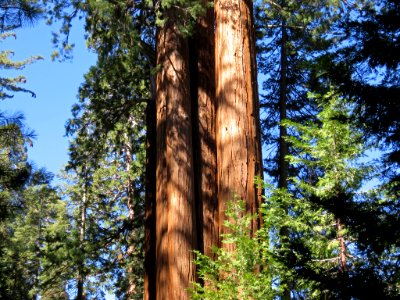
[63,47,149,298]
[263,87,399,299]
[215,0,263,246]
[256,3,347,296]
[256,0,346,184]
[0,113,33,297]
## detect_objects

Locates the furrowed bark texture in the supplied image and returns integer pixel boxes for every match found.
[190,7,218,258]
[155,9,197,299]
[215,0,263,247]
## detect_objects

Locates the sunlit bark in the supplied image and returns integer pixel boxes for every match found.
[215,0,263,248]
[155,8,197,299]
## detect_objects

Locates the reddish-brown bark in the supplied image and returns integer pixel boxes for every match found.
[155,8,197,299]
[215,0,263,247]
[146,0,263,294]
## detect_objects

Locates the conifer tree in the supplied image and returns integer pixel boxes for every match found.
[193,87,399,299]
[0,0,43,99]
[63,48,148,298]
[0,0,42,31]
[271,88,399,298]
[315,0,400,192]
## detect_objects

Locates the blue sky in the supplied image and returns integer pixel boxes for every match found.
[2,18,118,300]
[1,19,96,175]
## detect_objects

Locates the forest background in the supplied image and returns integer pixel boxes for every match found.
[1,0,399,299]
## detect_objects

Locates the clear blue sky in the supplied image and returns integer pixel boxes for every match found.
[1,19,96,175]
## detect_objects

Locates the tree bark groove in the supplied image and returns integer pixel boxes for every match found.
[190,6,218,259]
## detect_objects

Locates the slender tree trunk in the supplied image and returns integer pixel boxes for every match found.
[333,136,349,298]
[189,6,218,259]
[337,218,347,272]
[76,186,87,300]
[337,217,350,299]
[155,8,197,299]
[215,0,263,247]
[125,132,135,222]
[144,64,157,300]
[279,18,291,300]
[33,191,43,300]
[333,142,347,274]
[124,135,138,297]
[278,22,289,192]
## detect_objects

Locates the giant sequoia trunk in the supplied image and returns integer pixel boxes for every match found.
[154,8,197,299]
[145,0,263,294]
[215,0,263,245]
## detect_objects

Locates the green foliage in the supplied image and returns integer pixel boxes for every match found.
[0,111,34,219]
[192,89,399,299]
[191,200,274,300]
[0,1,43,99]
[58,130,146,298]
[156,0,208,36]
[256,0,346,179]
[0,0,43,31]
[273,88,399,298]
[314,0,400,194]
[0,165,69,299]
[0,32,42,99]
[261,186,338,299]
[283,88,368,197]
